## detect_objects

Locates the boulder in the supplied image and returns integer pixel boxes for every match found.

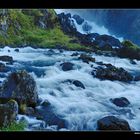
[95,35,122,48]
[0,63,6,72]
[134,75,140,81]
[64,79,85,89]
[60,62,74,71]
[82,22,92,34]
[97,116,131,130]
[92,64,133,82]
[14,49,19,52]
[0,70,38,108]
[72,14,84,25]
[35,105,66,129]
[79,54,95,63]
[71,52,79,56]
[110,97,130,107]
[0,55,13,63]
[130,59,137,65]
[0,99,18,127]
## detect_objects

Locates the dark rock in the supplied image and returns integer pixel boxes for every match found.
[134,75,140,81]
[130,59,137,65]
[64,79,85,89]
[97,116,131,130]
[95,35,122,48]
[8,50,10,52]
[14,49,19,52]
[0,99,18,127]
[0,70,38,108]
[0,55,13,63]
[110,97,130,107]
[35,105,66,129]
[92,64,133,82]
[79,54,95,63]
[71,52,79,56]
[47,49,55,55]
[41,100,51,107]
[72,14,84,25]
[73,80,85,89]
[82,22,92,34]
[24,107,35,116]
[0,63,6,72]
[58,13,77,35]
[60,62,74,71]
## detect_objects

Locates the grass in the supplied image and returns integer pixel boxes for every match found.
[0,121,27,131]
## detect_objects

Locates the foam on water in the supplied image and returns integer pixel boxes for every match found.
[1,46,140,131]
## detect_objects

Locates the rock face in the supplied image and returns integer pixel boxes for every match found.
[72,14,84,25]
[0,55,13,63]
[78,54,95,63]
[58,13,77,35]
[0,100,18,127]
[92,64,133,82]
[0,70,38,108]
[97,116,131,130]
[95,35,122,48]
[60,62,74,71]
[110,97,130,107]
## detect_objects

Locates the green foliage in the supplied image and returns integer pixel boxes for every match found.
[0,121,26,131]
[122,40,139,50]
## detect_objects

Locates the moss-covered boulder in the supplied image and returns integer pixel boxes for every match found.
[118,40,140,60]
[0,70,38,109]
[97,116,131,130]
[0,99,18,127]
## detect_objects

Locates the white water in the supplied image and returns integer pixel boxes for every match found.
[54,9,124,42]
[0,46,140,131]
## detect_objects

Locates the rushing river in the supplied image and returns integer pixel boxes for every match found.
[0,46,140,131]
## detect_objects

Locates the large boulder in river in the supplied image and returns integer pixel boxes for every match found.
[35,104,66,129]
[78,54,95,63]
[60,62,74,71]
[0,70,38,108]
[0,99,18,127]
[97,116,131,130]
[92,64,133,82]
[0,55,13,63]
[110,97,130,107]
[64,79,85,89]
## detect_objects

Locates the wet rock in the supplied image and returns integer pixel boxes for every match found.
[92,64,133,82]
[41,100,51,107]
[71,52,79,56]
[72,14,84,25]
[97,116,131,130]
[134,75,140,81]
[82,22,92,33]
[110,97,130,107]
[95,34,122,48]
[0,55,13,63]
[60,62,74,71]
[35,105,66,129]
[78,54,95,63]
[24,107,35,116]
[14,49,19,52]
[64,79,85,89]
[47,49,55,55]
[0,70,38,108]
[8,50,10,52]
[0,63,6,72]
[0,99,18,127]
[130,59,137,65]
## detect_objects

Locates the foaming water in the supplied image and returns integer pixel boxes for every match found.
[54,9,124,42]
[1,46,140,131]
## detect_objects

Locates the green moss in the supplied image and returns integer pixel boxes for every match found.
[122,40,139,50]
[20,103,27,114]
[0,121,26,131]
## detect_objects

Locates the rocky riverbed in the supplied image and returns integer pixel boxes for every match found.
[0,46,140,131]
